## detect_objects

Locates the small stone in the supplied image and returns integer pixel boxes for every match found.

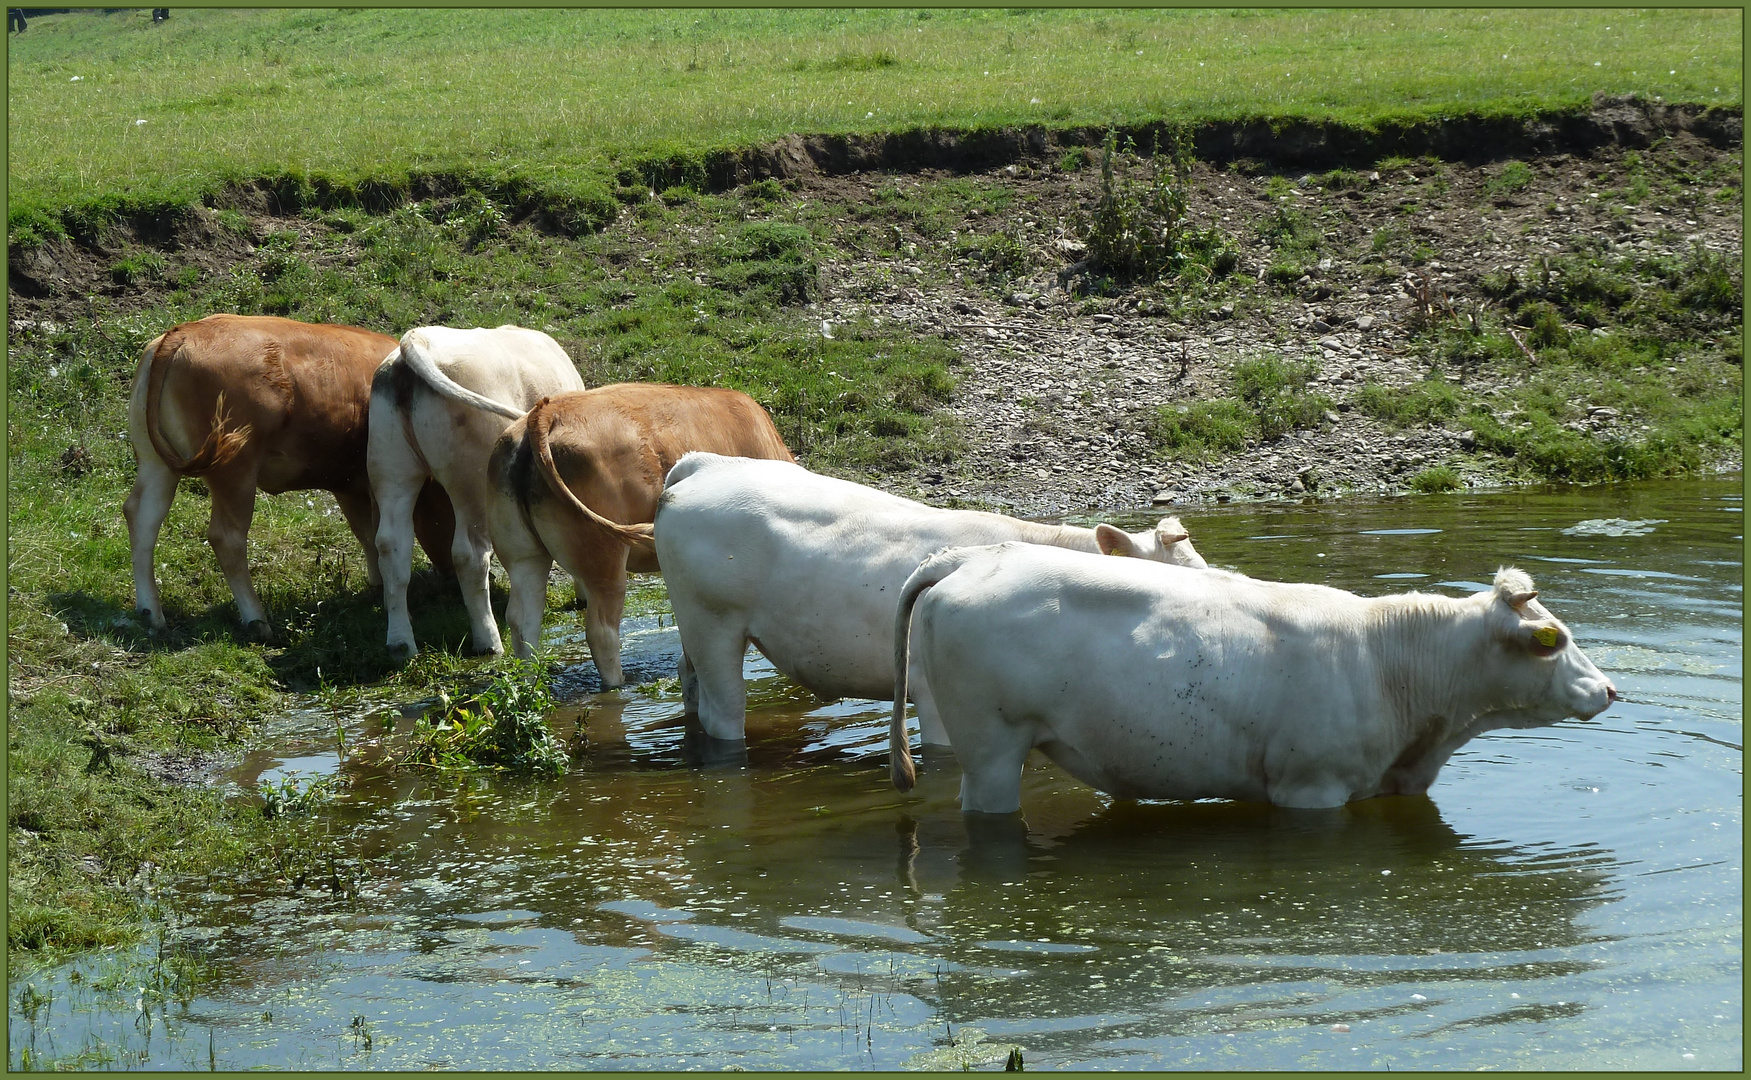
[1318,336,1343,351]
[1150,490,1178,505]
[1323,410,1341,424]
[1355,315,1376,331]
[1310,318,1333,334]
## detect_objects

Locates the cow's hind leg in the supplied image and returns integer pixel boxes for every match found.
[123,452,179,632]
[908,660,953,749]
[679,650,699,716]
[371,472,424,660]
[412,479,457,580]
[204,469,274,641]
[576,552,630,689]
[954,723,1032,815]
[444,494,503,657]
[502,552,553,661]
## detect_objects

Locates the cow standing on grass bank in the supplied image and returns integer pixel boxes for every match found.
[124,314,456,640]
[483,385,793,684]
[890,545,1617,813]
[652,453,1210,743]
[368,324,585,658]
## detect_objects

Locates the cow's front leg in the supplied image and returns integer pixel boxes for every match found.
[205,469,273,642]
[678,650,699,716]
[122,452,179,632]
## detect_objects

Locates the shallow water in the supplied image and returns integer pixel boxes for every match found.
[10,479,1741,1070]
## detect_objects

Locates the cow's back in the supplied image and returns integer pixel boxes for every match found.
[916,547,1382,802]
[656,457,1084,697]
[525,385,793,538]
[404,324,584,410]
[143,314,397,491]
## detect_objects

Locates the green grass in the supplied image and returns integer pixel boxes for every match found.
[1148,355,1333,457]
[1356,235,1742,486]
[8,8,1740,231]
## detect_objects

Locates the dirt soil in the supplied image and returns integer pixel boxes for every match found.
[796,128,1741,516]
[9,99,1742,518]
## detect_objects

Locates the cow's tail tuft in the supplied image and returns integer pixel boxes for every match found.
[528,396,658,552]
[143,329,252,474]
[891,546,978,792]
[398,330,524,419]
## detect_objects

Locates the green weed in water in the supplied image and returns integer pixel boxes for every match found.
[400,658,565,775]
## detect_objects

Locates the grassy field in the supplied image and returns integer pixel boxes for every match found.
[7,7,1741,229]
[4,8,1742,973]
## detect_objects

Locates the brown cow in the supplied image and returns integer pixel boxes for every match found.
[484,383,793,685]
[124,314,455,640]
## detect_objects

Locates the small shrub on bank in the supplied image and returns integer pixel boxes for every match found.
[1409,465,1462,493]
[1072,129,1235,285]
[1149,355,1331,458]
[1484,160,1534,197]
[1233,355,1331,440]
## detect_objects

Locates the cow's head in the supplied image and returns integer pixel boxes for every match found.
[1475,567,1616,727]
[1094,515,1209,569]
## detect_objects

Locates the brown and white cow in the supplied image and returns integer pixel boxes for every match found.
[368,324,585,658]
[124,314,455,640]
[483,384,793,685]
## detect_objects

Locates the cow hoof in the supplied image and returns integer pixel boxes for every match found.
[242,619,279,644]
[386,641,418,663]
[467,642,504,658]
[139,608,168,634]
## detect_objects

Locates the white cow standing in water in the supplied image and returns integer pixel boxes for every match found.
[652,452,1210,743]
[890,544,1616,813]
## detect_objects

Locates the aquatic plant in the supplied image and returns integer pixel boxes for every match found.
[256,774,335,820]
[399,658,566,775]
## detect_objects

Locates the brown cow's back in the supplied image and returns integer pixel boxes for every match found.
[486,382,793,676]
[520,383,791,553]
[147,314,398,493]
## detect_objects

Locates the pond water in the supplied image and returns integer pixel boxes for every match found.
[10,479,1741,1070]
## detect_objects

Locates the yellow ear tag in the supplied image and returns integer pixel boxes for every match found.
[1534,627,1560,648]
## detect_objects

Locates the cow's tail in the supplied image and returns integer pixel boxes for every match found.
[397,330,524,419]
[890,546,980,792]
[527,396,657,553]
[142,327,251,474]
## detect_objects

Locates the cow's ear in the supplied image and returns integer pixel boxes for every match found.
[1155,517,1190,546]
[1095,523,1137,557]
